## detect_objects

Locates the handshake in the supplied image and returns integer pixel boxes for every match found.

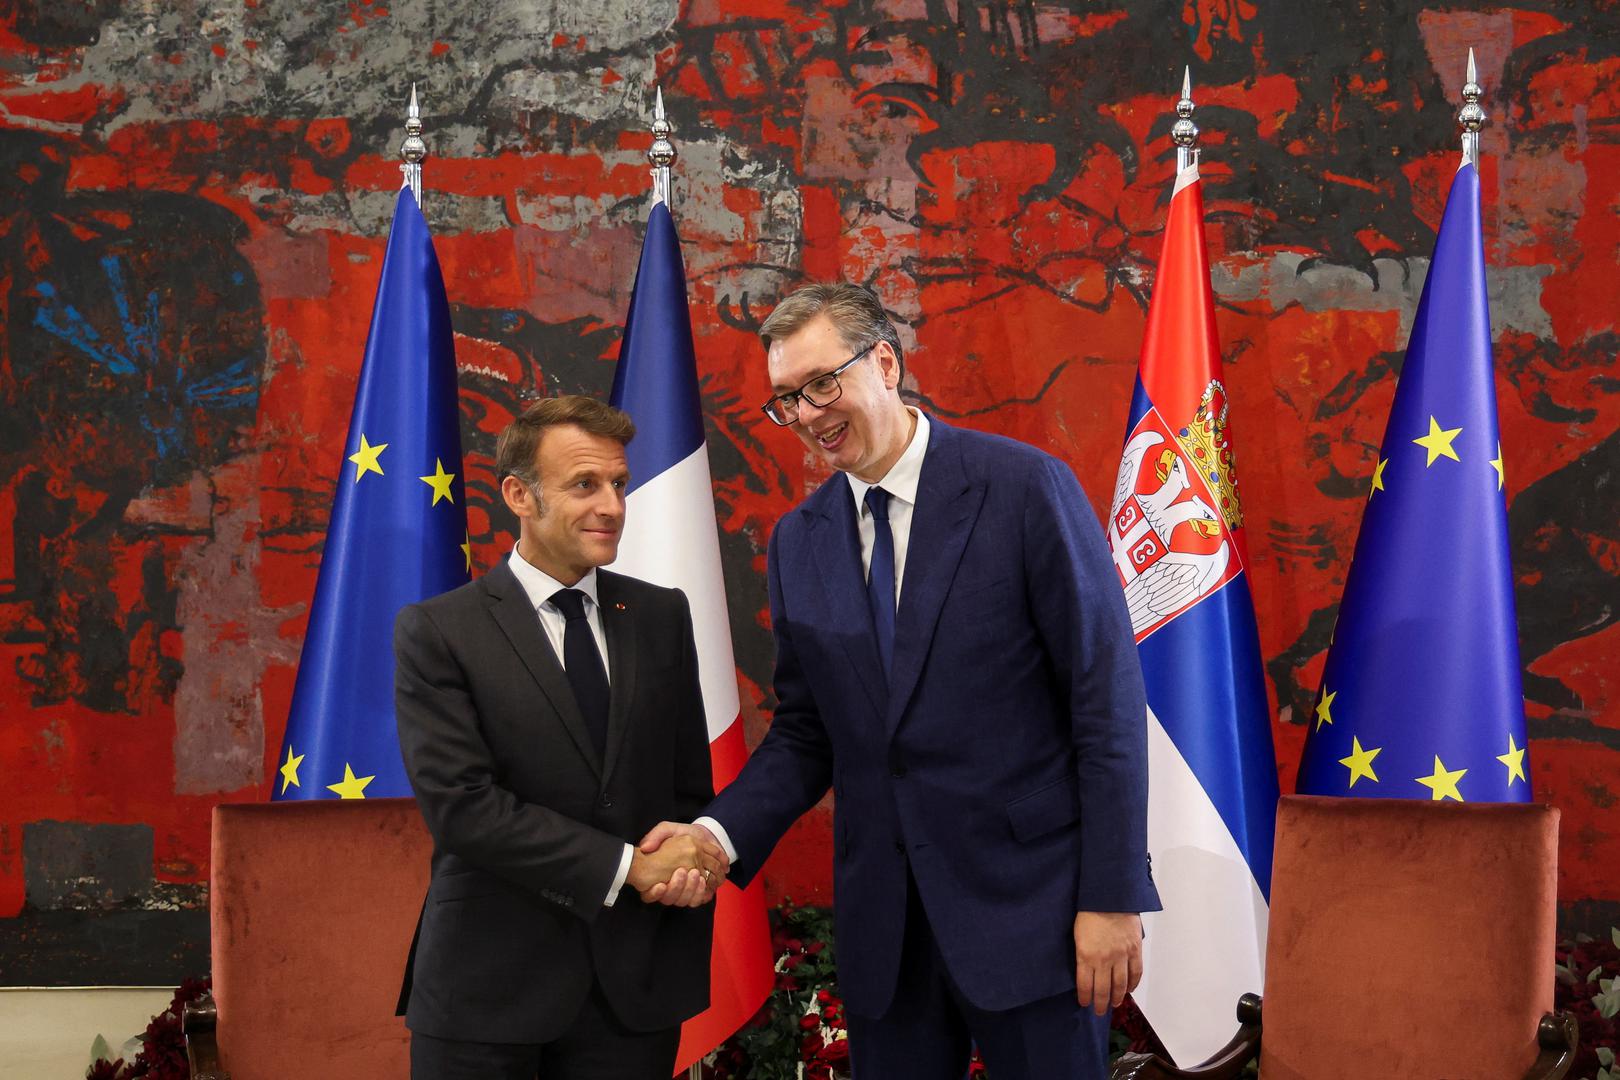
[625,821,729,908]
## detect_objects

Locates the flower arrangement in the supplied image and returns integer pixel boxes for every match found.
[86,977,211,1080]
[1555,928,1620,1080]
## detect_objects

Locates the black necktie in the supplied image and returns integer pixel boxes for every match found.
[549,588,610,760]
[865,486,897,678]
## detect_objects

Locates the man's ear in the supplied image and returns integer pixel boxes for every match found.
[876,342,903,390]
[500,475,534,519]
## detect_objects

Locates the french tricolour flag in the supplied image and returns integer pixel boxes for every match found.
[609,198,773,1071]
[1107,160,1280,1065]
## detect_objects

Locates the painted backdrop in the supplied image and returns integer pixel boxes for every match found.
[2,0,1617,983]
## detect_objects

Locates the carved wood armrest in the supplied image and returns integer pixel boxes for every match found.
[1523,1011,1578,1080]
[182,990,231,1080]
[1111,993,1262,1080]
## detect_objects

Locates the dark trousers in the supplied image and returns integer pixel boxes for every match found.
[409,983,681,1080]
[848,872,1111,1080]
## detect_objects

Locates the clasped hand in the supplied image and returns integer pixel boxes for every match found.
[628,822,729,908]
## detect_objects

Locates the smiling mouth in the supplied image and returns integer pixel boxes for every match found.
[814,422,848,449]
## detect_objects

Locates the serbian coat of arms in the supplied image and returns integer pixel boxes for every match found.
[1108,380,1246,641]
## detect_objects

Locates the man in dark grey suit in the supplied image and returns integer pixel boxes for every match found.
[394,395,726,1080]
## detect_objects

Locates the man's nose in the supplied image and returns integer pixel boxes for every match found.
[794,397,827,426]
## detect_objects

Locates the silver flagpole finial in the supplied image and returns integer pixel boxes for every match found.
[1459,48,1486,169]
[1172,65,1199,173]
[649,85,676,208]
[400,82,426,205]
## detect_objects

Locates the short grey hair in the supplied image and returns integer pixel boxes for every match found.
[758,282,904,379]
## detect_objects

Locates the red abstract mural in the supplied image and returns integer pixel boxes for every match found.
[1,0,1616,982]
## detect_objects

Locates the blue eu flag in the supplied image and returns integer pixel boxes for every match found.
[1296,163,1530,802]
[273,188,469,801]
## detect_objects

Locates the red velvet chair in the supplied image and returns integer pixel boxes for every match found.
[184,799,430,1080]
[1115,796,1577,1080]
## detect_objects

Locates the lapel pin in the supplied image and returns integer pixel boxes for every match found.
[614,602,627,611]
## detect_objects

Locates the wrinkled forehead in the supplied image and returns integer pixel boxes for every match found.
[534,424,629,477]
[767,315,858,392]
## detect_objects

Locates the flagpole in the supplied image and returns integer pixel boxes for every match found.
[1459,47,1485,168]
[1173,65,1198,173]
[650,86,676,208]
[400,82,425,205]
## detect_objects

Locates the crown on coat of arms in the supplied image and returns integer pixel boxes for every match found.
[1174,380,1244,531]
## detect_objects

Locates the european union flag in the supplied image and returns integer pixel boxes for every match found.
[1296,163,1530,802]
[273,188,469,802]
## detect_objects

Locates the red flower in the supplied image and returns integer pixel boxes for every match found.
[819,1037,851,1064]
[800,1013,821,1030]
[807,940,826,955]
[817,988,833,1003]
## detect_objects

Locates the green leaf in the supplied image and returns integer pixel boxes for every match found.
[1597,1046,1615,1068]
[88,1034,113,1066]
[1613,926,1620,950]
[1555,963,1577,986]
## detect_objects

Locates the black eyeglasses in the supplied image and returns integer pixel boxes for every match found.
[760,346,874,426]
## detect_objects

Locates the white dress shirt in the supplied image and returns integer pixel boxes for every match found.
[506,547,633,906]
[697,409,931,866]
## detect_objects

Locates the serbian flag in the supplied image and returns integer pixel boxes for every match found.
[1107,159,1279,1064]
[609,197,773,1070]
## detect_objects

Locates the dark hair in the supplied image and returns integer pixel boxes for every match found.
[758,282,905,379]
[495,395,636,486]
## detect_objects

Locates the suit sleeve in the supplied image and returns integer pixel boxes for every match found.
[1024,455,1161,914]
[671,589,716,821]
[701,524,834,887]
[394,602,625,921]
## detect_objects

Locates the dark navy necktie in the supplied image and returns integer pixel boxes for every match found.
[864,486,897,679]
[549,588,610,760]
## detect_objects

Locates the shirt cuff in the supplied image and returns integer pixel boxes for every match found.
[693,816,739,865]
[603,843,634,907]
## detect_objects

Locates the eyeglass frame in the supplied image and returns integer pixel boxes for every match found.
[759,345,877,426]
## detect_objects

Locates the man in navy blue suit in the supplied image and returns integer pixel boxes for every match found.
[643,282,1159,1078]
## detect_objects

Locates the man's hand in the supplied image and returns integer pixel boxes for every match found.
[1074,911,1143,1016]
[630,822,729,907]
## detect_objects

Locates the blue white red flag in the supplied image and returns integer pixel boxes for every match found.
[609,199,773,1070]
[1108,162,1279,1064]
[1295,163,1530,804]
[274,187,470,802]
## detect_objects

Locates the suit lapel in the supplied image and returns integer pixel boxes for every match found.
[807,483,889,719]
[483,561,604,779]
[886,422,984,733]
[598,571,637,788]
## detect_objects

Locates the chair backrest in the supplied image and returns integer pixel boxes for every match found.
[210,799,430,1080]
[1259,795,1558,1080]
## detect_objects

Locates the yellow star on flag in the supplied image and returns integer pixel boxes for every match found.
[461,531,473,573]
[1416,756,1467,802]
[420,458,456,506]
[1413,416,1462,467]
[327,764,375,799]
[1338,737,1381,788]
[1314,686,1337,730]
[1490,441,1505,491]
[348,434,388,482]
[279,745,304,795]
[1370,457,1388,497]
[1497,734,1527,786]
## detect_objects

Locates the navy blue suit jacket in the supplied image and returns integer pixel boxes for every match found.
[706,417,1160,1018]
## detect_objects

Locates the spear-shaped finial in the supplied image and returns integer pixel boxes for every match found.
[1459,48,1486,169]
[1171,65,1199,173]
[649,86,676,208]
[400,83,426,205]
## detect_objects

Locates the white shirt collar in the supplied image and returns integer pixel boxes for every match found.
[507,546,600,612]
[848,408,930,512]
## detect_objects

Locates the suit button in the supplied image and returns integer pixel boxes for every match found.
[890,766,907,778]
[893,840,905,854]
[600,793,612,808]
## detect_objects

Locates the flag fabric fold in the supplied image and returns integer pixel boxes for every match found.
[609,200,773,1071]
[1296,162,1530,804]
[1107,163,1280,1065]
[274,187,469,803]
